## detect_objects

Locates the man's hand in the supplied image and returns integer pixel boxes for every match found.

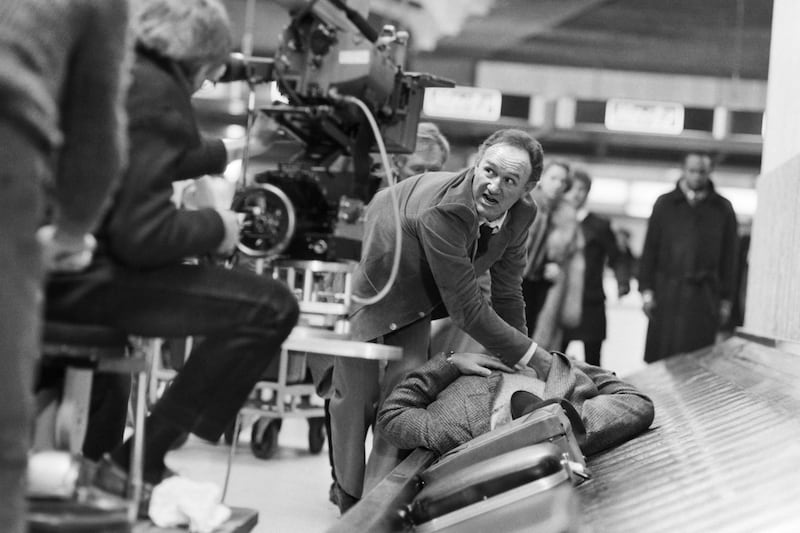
[642,289,656,319]
[449,352,514,377]
[37,225,96,272]
[542,262,562,282]
[182,175,235,210]
[719,299,732,326]
[214,209,241,256]
[525,345,553,378]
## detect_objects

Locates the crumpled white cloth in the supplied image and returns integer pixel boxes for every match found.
[148,476,232,532]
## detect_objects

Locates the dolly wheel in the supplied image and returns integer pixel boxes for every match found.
[308,417,326,454]
[251,418,282,459]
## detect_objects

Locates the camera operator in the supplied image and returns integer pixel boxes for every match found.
[44,0,298,509]
[0,1,132,529]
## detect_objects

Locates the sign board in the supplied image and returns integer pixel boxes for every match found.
[605,98,684,135]
[423,86,503,122]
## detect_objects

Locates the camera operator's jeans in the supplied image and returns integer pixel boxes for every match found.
[0,125,44,533]
[46,262,299,455]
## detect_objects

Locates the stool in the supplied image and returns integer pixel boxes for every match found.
[35,321,157,524]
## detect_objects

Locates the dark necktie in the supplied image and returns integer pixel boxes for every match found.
[476,224,493,258]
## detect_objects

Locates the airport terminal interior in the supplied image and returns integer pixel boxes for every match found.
[13,0,800,532]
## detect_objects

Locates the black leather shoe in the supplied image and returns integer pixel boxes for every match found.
[334,483,359,515]
[92,455,154,518]
[328,482,338,506]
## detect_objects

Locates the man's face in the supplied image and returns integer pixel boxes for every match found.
[537,164,570,202]
[683,154,711,191]
[564,179,589,208]
[396,144,445,181]
[472,143,534,221]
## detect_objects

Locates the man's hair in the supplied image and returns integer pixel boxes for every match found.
[571,167,592,192]
[539,158,573,192]
[133,0,233,74]
[477,129,544,184]
[683,151,714,171]
[415,122,450,165]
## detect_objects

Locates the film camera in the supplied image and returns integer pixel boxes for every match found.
[221,0,451,260]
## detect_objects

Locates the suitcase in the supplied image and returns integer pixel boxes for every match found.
[421,402,589,487]
[409,443,582,533]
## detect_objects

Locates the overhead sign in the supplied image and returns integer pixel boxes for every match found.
[423,86,503,122]
[605,98,684,135]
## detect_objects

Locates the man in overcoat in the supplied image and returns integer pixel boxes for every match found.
[330,129,548,511]
[639,153,739,362]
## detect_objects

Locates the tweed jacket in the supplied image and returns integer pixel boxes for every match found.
[349,168,537,365]
[377,352,655,457]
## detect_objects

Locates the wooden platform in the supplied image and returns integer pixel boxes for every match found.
[134,507,257,533]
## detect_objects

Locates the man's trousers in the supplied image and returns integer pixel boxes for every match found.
[329,318,431,499]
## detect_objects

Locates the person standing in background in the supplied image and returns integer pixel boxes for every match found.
[522,160,583,349]
[0,1,132,530]
[561,169,631,367]
[639,152,739,363]
[392,121,450,182]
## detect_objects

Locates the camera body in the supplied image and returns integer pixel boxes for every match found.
[225,0,452,260]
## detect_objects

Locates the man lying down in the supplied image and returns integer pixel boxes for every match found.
[376,349,654,457]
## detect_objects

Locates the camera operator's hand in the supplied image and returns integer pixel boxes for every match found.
[182,175,235,210]
[447,352,514,377]
[37,225,96,272]
[214,209,242,256]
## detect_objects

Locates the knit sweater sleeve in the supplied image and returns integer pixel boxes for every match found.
[175,136,227,180]
[54,0,132,235]
[376,355,471,455]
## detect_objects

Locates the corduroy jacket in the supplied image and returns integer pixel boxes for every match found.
[349,168,537,366]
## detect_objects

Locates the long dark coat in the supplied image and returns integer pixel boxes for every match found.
[564,212,629,343]
[639,182,739,362]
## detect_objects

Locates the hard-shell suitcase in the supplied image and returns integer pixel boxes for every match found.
[409,443,582,533]
[421,401,589,487]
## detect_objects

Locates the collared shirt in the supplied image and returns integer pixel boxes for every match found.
[490,366,546,429]
[576,207,589,222]
[478,211,507,235]
[678,178,710,206]
[476,207,538,366]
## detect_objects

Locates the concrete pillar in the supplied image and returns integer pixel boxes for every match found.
[743,0,800,340]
